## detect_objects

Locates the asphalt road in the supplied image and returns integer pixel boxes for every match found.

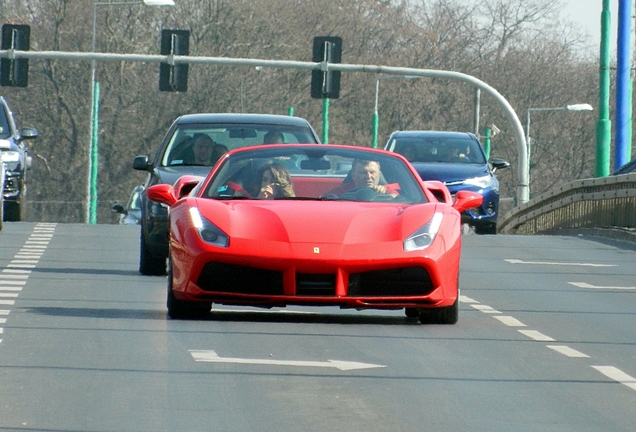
[1,222,635,432]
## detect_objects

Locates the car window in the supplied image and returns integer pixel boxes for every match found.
[202,147,428,204]
[390,136,487,164]
[0,104,12,139]
[161,123,319,167]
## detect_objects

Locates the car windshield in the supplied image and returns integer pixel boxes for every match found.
[161,123,319,167]
[389,136,487,164]
[202,146,427,204]
[0,106,11,139]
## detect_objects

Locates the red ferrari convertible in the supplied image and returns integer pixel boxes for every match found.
[146,144,482,324]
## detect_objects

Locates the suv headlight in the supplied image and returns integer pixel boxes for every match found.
[189,207,229,247]
[463,175,494,189]
[404,212,443,251]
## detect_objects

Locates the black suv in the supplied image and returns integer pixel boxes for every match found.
[0,96,38,224]
[133,113,321,275]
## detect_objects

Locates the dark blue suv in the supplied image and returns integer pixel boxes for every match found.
[385,130,509,234]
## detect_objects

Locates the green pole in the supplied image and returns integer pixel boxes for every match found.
[322,98,329,144]
[89,81,99,224]
[287,106,294,116]
[483,127,491,159]
[371,112,379,148]
[595,0,612,177]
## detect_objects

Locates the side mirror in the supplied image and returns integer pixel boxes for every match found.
[491,158,510,172]
[111,204,126,215]
[146,183,177,207]
[20,127,39,140]
[133,155,152,171]
[453,190,483,213]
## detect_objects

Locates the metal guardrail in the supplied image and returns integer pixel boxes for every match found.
[499,172,636,234]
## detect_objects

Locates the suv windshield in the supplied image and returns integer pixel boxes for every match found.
[162,123,319,167]
[389,136,487,164]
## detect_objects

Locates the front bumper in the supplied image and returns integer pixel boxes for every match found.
[171,232,461,311]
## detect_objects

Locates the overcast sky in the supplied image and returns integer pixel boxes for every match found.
[561,0,619,49]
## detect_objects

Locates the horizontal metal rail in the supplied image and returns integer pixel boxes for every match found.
[0,48,530,204]
[499,172,636,234]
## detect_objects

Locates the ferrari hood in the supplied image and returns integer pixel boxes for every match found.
[195,199,439,245]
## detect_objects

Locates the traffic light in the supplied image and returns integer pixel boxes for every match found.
[311,36,342,99]
[159,29,189,92]
[1,24,30,87]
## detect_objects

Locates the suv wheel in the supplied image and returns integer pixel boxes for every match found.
[4,200,23,222]
[475,223,497,235]
[139,227,167,275]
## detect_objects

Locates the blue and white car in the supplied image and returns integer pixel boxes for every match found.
[385,130,509,234]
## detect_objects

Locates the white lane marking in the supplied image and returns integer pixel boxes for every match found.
[0,223,55,350]
[505,259,616,267]
[1,270,30,276]
[190,350,387,370]
[519,330,556,341]
[494,316,526,327]
[569,282,636,291]
[593,366,636,392]
[547,345,590,358]
[471,304,501,314]
[459,295,479,304]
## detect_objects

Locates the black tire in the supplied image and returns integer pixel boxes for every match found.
[475,223,497,235]
[418,298,459,325]
[139,227,167,276]
[4,200,22,222]
[405,308,419,318]
[166,260,211,319]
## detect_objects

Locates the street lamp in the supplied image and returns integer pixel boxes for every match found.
[525,103,593,198]
[371,75,420,148]
[87,0,175,224]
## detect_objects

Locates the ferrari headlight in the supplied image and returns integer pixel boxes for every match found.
[463,175,494,189]
[404,212,443,251]
[189,207,229,247]
[1,151,20,163]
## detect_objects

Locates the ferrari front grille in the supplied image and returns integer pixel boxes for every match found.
[296,273,336,296]
[197,262,284,295]
[348,267,434,297]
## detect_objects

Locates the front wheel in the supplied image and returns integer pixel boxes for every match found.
[475,223,497,235]
[166,259,211,319]
[4,200,23,222]
[418,298,459,325]
[139,226,167,276]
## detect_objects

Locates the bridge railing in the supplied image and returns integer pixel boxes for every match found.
[499,173,636,234]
